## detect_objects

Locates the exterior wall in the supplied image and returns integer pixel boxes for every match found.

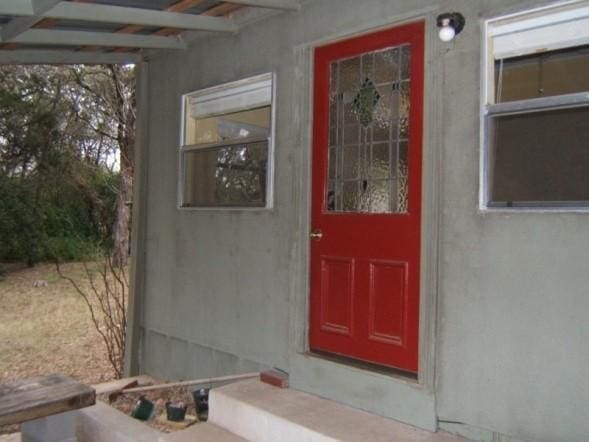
[137,0,589,440]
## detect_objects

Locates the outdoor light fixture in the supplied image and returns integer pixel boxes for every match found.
[437,12,465,42]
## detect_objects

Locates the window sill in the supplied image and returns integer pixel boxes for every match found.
[178,205,274,212]
[478,206,589,214]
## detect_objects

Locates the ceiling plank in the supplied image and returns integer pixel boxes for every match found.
[107,0,213,53]
[44,2,238,33]
[224,0,299,11]
[0,1,34,16]
[1,0,61,41]
[0,49,141,65]
[204,3,244,17]
[31,0,64,15]
[141,2,242,41]
[167,0,211,13]
[8,29,186,50]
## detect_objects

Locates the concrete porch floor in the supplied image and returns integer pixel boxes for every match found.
[13,378,469,441]
[207,379,467,441]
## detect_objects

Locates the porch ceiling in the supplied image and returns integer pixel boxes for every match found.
[0,0,300,64]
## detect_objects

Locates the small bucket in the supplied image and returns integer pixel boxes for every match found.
[166,401,187,422]
[131,396,155,421]
[192,388,210,421]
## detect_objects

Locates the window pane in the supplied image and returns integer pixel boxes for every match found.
[326,44,411,214]
[495,45,589,103]
[183,141,268,207]
[185,106,270,145]
[490,106,589,204]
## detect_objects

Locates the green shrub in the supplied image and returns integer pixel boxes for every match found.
[45,236,102,262]
[0,169,118,265]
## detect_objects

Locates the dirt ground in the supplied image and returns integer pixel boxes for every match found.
[0,262,115,434]
[104,385,203,433]
[0,262,204,436]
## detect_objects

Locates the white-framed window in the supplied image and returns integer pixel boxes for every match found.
[481,2,589,210]
[179,73,275,209]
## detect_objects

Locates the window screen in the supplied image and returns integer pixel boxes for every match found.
[489,106,589,205]
[483,5,589,209]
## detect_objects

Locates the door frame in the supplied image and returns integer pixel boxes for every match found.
[288,9,442,398]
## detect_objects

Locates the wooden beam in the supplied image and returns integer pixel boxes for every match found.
[107,0,213,54]
[0,374,95,426]
[203,3,244,17]
[85,0,242,54]
[124,61,149,376]
[92,375,152,396]
[224,0,299,11]
[130,2,242,45]
[31,0,64,15]
[1,0,61,41]
[122,372,260,394]
[167,0,210,13]
[0,0,35,16]
[0,49,141,64]
[8,29,186,50]
[43,2,238,33]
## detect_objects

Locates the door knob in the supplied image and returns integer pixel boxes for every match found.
[310,229,323,240]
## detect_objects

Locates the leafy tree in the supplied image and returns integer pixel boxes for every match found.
[67,65,135,266]
[0,64,134,265]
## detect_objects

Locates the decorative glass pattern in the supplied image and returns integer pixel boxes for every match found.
[326,44,411,213]
[353,78,380,127]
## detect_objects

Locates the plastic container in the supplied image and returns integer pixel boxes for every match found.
[131,396,155,421]
[166,401,187,422]
[192,388,209,421]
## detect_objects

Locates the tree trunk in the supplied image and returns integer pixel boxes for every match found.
[109,64,136,268]
[112,165,132,267]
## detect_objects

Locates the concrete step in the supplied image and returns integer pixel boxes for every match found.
[162,422,246,442]
[208,379,467,442]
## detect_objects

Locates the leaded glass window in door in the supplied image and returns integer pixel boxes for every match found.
[327,44,411,213]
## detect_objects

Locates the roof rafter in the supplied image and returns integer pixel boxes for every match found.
[167,0,210,13]
[0,0,300,64]
[224,0,299,11]
[0,49,141,65]
[0,0,35,16]
[7,29,186,50]
[1,0,62,42]
[32,2,238,34]
[106,0,239,54]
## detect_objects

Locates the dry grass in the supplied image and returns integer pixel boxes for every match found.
[0,262,115,434]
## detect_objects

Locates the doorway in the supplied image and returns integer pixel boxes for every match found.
[309,22,424,373]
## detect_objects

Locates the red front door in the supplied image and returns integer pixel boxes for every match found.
[310,22,424,373]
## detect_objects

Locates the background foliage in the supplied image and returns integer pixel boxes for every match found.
[0,64,135,266]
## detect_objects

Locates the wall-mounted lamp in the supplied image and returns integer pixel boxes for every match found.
[436,12,465,42]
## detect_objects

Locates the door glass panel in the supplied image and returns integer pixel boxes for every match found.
[401,45,411,79]
[370,142,391,179]
[342,181,360,211]
[397,141,409,212]
[374,47,400,84]
[343,145,360,179]
[327,44,411,213]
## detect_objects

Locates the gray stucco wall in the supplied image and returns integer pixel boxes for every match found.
[137,0,589,440]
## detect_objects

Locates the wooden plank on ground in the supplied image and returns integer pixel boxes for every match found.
[0,373,95,426]
[122,372,259,394]
[92,375,152,396]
